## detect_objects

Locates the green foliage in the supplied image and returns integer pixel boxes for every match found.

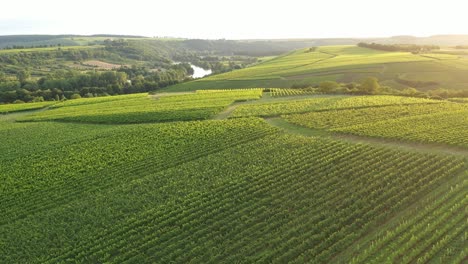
[0,101,53,113]
[0,119,464,263]
[318,81,340,93]
[334,110,468,148]
[284,102,468,147]
[16,69,30,83]
[19,90,263,123]
[231,95,439,118]
[167,44,468,93]
[70,93,81,99]
[359,77,381,94]
[358,42,440,53]
[0,92,465,263]
[269,88,316,97]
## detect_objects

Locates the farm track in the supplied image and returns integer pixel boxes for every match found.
[213,104,239,120]
[265,117,468,157]
[0,106,51,122]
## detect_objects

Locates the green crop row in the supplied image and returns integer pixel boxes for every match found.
[346,177,467,263]
[2,123,464,263]
[269,88,316,97]
[18,90,263,123]
[0,101,55,114]
[37,135,464,264]
[333,110,468,148]
[231,95,441,118]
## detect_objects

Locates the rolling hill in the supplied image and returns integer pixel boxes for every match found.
[165,45,468,92]
[1,90,466,263]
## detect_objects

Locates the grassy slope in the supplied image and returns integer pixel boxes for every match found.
[165,45,468,91]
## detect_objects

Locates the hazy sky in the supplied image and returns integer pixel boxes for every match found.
[1,0,467,39]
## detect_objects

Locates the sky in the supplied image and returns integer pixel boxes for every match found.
[1,0,467,39]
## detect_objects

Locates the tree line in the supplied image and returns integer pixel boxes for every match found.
[292,77,468,99]
[0,63,194,104]
[358,42,440,53]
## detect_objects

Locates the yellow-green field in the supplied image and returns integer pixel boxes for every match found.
[165,45,468,91]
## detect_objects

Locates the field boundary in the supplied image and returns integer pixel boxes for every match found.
[266,117,468,157]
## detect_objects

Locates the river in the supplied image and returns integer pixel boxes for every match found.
[190,64,212,79]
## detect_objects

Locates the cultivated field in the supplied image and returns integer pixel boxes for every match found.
[0,89,466,263]
[166,45,468,91]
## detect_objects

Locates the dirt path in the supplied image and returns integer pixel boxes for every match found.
[266,117,468,157]
[213,104,239,120]
[0,107,50,122]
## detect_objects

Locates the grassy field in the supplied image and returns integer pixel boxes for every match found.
[0,45,103,54]
[1,91,466,263]
[165,45,468,91]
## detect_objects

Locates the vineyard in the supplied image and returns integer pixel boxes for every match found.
[166,44,468,91]
[269,88,316,97]
[0,101,54,114]
[230,95,440,118]
[17,90,263,123]
[0,90,467,263]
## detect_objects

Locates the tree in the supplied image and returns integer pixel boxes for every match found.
[70,93,82,99]
[31,96,44,102]
[318,81,339,93]
[359,77,381,94]
[16,70,31,84]
[0,71,6,82]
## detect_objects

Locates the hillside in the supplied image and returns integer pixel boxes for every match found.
[0,35,147,48]
[166,45,468,92]
[1,90,466,263]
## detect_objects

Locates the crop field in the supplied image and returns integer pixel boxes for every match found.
[1,91,466,263]
[0,101,55,114]
[167,45,468,91]
[283,102,468,147]
[269,88,316,97]
[230,95,440,118]
[18,90,263,123]
[332,110,468,148]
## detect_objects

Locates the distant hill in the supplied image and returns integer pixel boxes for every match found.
[165,45,468,92]
[0,35,146,48]
[4,34,468,52]
[3,34,468,95]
